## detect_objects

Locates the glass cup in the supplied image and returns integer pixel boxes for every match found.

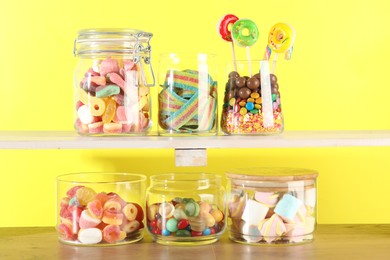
[158,53,218,136]
[146,173,226,245]
[226,167,318,245]
[56,172,146,246]
[221,60,284,135]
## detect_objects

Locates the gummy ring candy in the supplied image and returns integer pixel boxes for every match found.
[217,14,239,42]
[231,19,259,47]
[268,23,296,54]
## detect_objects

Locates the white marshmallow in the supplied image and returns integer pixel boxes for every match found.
[78,228,103,244]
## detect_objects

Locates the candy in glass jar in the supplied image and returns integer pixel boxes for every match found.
[73,29,155,135]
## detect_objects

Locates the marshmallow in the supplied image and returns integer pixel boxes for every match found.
[241,199,269,225]
[274,194,302,221]
[78,228,103,244]
[305,188,317,208]
[260,214,287,243]
[242,223,262,243]
[254,191,279,207]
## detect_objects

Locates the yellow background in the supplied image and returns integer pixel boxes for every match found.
[0,0,389,227]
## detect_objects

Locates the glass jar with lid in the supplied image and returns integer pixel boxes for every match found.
[226,167,318,245]
[73,28,155,135]
[146,173,226,245]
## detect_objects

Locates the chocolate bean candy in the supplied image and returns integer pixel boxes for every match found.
[238,87,251,99]
[270,74,278,84]
[246,77,260,90]
[229,71,240,78]
[235,77,246,88]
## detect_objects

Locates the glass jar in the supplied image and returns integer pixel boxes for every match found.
[146,173,226,245]
[56,172,146,246]
[158,53,218,136]
[221,60,283,135]
[73,29,155,135]
[226,167,318,245]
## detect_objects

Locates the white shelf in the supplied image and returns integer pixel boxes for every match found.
[1,130,390,149]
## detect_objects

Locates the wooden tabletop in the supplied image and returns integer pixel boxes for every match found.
[1,225,389,260]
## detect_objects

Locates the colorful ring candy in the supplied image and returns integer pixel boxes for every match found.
[217,14,239,42]
[268,23,296,54]
[231,19,259,47]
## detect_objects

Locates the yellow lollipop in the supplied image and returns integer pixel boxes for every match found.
[268,23,296,54]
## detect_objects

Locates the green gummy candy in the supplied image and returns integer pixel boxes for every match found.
[96,84,120,98]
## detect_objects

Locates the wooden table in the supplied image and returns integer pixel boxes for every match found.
[1,225,389,259]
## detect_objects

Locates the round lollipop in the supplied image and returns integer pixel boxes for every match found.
[231,19,259,76]
[268,23,296,54]
[217,14,239,71]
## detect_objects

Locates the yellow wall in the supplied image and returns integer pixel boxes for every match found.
[0,0,389,227]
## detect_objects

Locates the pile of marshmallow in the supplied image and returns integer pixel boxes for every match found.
[228,188,316,244]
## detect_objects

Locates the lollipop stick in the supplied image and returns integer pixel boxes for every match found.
[246,46,253,76]
[231,41,237,71]
[271,52,278,74]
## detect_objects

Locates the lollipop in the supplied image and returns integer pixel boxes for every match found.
[217,14,239,71]
[265,23,296,72]
[231,19,259,76]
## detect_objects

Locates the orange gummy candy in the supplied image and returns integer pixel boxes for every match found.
[76,186,97,206]
[102,98,117,124]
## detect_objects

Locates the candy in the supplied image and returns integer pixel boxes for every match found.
[78,228,103,244]
[254,191,279,207]
[122,203,138,221]
[241,223,262,243]
[76,88,106,116]
[210,209,224,223]
[76,187,97,206]
[158,69,217,132]
[241,199,269,225]
[57,222,74,240]
[231,19,259,47]
[147,197,225,239]
[268,23,296,54]
[221,69,283,134]
[100,57,120,77]
[75,57,151,135]
[103,123,122,134]
[166,218,179,233]
[79,210,101,229]
[185,201,200,217]
[87,199,103,219]
[217,14,239,41]
[58,184,144,245]
[77,105,94,124]
[260,214,287,243]
[102,224,126,243]
[95,85,120,98]
[274,194,302,221]
[121,220,141,234]
[159,202,175,218]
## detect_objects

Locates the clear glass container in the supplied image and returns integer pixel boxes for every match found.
[146,173,226,245]
[226,167,318,245]
[73,28,155,135]
[158,53,218,136]
[221,60,283,135]
[56,172,146,246]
